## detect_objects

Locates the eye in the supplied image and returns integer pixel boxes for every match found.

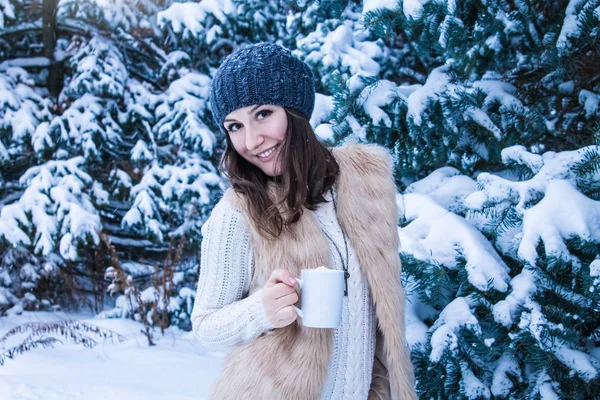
[226,122,241,132]
[257,109,272,120]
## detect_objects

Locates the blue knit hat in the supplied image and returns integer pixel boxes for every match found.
[209,43,315,132]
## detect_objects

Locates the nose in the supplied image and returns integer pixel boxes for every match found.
[245,125,265,151]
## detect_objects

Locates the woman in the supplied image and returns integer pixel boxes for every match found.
[191,43,417,400]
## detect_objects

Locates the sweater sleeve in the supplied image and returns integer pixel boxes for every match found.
[190,199,273,349]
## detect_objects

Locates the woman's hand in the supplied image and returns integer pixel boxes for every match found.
[262,269,299,328]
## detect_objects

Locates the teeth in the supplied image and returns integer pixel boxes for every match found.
[258,146,276,158]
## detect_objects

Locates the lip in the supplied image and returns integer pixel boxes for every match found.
[255,144,279,162]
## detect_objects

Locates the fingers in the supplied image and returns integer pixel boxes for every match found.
[270,282,297,299]
[265,269,296,288]
[275,291,299,310]
[262,270,300,329]
[275,305,298,324]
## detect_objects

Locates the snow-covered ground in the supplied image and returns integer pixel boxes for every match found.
[0,311,224,400]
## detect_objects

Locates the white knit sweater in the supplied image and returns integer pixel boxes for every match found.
[191,189,376,399]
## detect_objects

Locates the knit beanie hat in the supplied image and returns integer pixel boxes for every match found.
[209,43,315,132]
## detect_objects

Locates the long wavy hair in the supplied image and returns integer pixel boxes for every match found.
[220,107,340,238]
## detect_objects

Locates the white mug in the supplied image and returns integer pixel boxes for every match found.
[292,268,345,328]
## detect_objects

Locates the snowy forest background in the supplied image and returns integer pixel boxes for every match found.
[1,0,599,398]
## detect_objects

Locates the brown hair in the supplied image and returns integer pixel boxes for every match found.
[220,107,340,238]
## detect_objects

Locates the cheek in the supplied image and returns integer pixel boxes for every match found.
[229,135,246,154]
[275,118,288,140]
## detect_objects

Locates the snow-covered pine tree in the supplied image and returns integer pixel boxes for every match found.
[360,0,599,182]
[400,151,600,398]
[466,144,600,399]
[0,1,222,326]
[401,143,600,399]
[351,0,600,398]
[157,0,297,75]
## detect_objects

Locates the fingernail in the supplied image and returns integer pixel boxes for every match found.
[288,278,296,285]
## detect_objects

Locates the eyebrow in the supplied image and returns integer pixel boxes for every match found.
[223,105,262,123]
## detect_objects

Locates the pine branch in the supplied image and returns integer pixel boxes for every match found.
[0,320,127,366]
[572,147,600,178]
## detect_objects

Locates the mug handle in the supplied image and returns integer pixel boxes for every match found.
[292,278,303,319]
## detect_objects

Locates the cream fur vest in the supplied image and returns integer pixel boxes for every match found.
[210,144,417,400]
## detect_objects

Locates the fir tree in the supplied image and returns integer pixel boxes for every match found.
[0,1,222,324]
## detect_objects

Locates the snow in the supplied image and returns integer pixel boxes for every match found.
[310,93,333,128]
[131,140,154,162]
[65,37,128,99]
[403,0,427,19]
[0,67,47,146]
[404,166,477,214]
[0,311,224,400]
[157,0,236,37]
[400,193,510,292]
[491,355,521,396]
[296,19,382,87]
[446,0,457,14]
[0,0,16,30]
[466,146,600,216]
[438,16,464,49]
[406,64,449,126]
[485,33,503,54]
[460,365,490,399]
[493,270,536,327]
[362,0,400,14]
[464,105,503,141]
[155,72,215,154]
[345,115,367,141]
[404,286,430,348]
[555,346,598,380]
[358,80,395,127]
[591,345,600,362]
[0,57,51,70]
[518,180,600,265]
[591,259,600,277]
[578,90,599,119]
[472,80,524,117]
[358,80,421,128]
[501,145,544,173]
[558,81,575,94]
[329,24,381,76]
[315,123,334,141]
[51,93,121,159]
[557,0,586,56]
[429,297,479,362]
[537,373,559,400]
[0,158,102,258]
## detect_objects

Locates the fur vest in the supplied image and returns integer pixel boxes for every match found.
[210,144,417,400]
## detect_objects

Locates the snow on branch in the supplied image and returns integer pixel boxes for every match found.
[296,20,383,91]
[518,179,600,264]
[399,192,510,292]
[0,67,52,158]
[154,72,216,154]
[64,37,128,100]
[0,0,15,30]
[466,145,600,264]
[49,94,122,159]
[157,0,236,42]
[122,153,220,242]
[0,157,105,260]
[557,0,587,56]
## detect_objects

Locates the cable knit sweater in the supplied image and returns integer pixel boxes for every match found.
[191,188,377,399]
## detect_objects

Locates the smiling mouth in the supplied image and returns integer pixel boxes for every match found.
[257,144,279,159]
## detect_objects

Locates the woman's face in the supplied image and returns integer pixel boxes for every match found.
[224,104,288,177]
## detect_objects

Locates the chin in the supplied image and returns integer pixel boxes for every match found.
[261,166,279,177]
[258,160,283,177]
